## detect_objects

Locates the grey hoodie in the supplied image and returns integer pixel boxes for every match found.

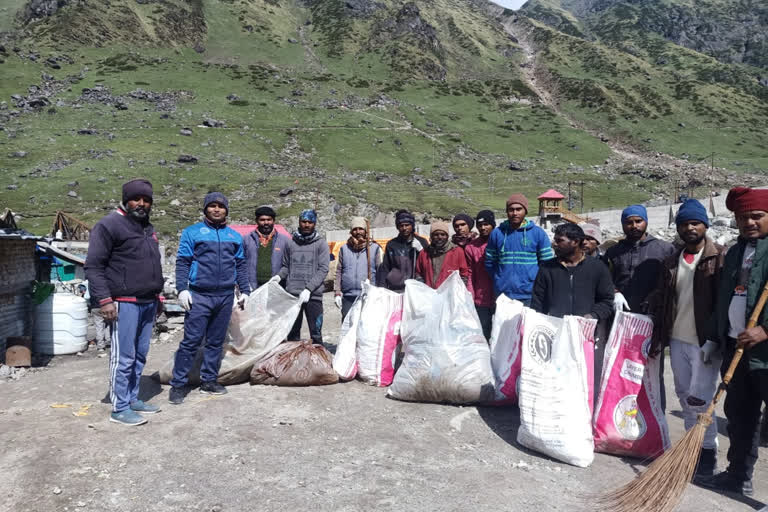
[278,234,330,300]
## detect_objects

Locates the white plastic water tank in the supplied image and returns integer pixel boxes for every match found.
[34,293,89,355]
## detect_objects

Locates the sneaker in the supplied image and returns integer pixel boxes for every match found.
[694,448,717,479]
[130,400,160,414]
[168,386,186,405]
[200,381,227,395]
[109,409,148,426]
[699,471,753,497]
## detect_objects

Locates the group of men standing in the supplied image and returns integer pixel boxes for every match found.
[85,179,768,503]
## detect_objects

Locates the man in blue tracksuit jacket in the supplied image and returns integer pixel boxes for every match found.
[484,193,555,306]
[169,192,250,404]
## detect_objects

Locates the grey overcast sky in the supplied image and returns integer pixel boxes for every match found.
[490,0,528,9]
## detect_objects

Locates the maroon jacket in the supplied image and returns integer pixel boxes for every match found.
[415,246,469,289]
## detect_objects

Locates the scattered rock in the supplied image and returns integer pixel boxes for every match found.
[226,94,240,101]
[7,184,18,190]
[203,118,224,128]
[508,161,525,171]
[10,151,27,158]
[170,199,181,206]
[279,187,294,197]
[67,190,78,198]
[193,42,205,54]
[180,128,193,136]
[77,128,97,135]
[177,155,198,164]
[287,38,299,44]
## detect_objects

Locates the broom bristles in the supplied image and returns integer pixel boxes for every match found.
[595,420,708,512]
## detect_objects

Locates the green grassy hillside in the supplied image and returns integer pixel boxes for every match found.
[0,0,765,237]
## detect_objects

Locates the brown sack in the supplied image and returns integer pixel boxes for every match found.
[250,341,339,386]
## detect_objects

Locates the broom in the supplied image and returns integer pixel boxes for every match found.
[595,280,768,512]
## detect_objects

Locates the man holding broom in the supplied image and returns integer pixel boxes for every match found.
[702,187,768,497]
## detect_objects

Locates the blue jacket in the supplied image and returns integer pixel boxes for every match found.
[176,220,250,296]
[484,219,554,300]
[243,229,291,288]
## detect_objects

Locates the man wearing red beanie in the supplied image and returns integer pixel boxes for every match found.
[702,187,768,497]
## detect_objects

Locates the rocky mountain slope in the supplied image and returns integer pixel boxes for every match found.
[0,0,765,237]
[521,0,768,69]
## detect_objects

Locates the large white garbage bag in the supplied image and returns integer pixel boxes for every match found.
[333,293,363,380]
[516,309,596,467]
[157,281,302,386]
[387,271,494,404]
[356,282,403,386]
[489,295,525,404]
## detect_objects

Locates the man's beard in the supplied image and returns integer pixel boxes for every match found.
[127,205,150,223]
[258,224,274,235]
[432,238,448,249]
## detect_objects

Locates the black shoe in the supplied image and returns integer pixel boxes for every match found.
[200,381,227,395]
[700,471,753,497]
[168,386,186,405]
[694,448,717,479]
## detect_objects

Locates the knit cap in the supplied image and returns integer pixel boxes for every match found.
[675,199,709,227]
[203,192,228,214]
[122,179,153,203]
[452,213,474,231]
[350,216,367,231]
[430,221,451,235]
[621,204,647,224]
[506,193,529,213]
[475,210,496,227]
[580,223,603,244]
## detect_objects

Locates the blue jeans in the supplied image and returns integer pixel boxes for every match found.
[109,301,157,413]
[171,292,235,387]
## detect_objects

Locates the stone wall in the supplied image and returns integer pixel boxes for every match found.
[0,239,37,358]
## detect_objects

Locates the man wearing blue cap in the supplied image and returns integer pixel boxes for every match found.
[169,192,251,404]
[276,209,329,344]
[648,199,724,478]
[604,204,675,313]
[605,204,675,410]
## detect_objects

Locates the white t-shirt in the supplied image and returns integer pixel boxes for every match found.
[728,245,756,338]
[671,249,703,344]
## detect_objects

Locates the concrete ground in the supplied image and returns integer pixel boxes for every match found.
[1,293,767,512]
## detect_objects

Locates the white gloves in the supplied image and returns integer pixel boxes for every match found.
[334,295,342,309]
[299,289,311,303]
[269,275,281,284]
[613,292,630,312]
[178,290,193,312]
[411,239,423,252]
[700,340,719,364]
[238,293,249,309]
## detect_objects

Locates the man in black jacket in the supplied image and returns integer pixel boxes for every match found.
[376,210,428,292]
[532,223,614,394]
[84,179,164,426]
[531,223,614,321]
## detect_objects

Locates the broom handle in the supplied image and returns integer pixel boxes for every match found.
[366,219,372,281]
[705,279,768,416]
